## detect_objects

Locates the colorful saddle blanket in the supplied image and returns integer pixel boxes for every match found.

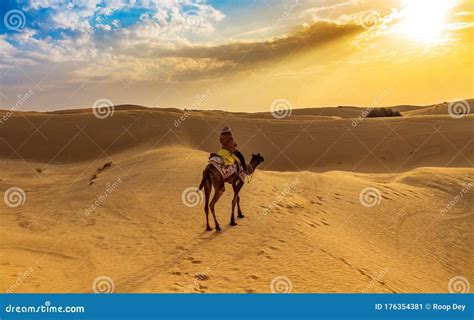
[209,154,237,180]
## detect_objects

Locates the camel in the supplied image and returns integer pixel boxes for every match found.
[198,153,264,231]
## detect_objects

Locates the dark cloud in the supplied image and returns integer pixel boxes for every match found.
[169,20,363,63]
[153,20,364,81]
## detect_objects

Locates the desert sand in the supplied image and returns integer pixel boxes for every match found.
[0,101,472,293]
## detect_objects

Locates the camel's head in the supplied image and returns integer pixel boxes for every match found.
[250,153,264,170]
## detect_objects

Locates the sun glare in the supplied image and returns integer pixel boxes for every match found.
[395,0,453,43]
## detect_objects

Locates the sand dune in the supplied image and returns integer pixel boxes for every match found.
[402,99,474,117]
[1,104,473,172]
[0,104,472,293]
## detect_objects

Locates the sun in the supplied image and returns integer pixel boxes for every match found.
[395,0,453,43]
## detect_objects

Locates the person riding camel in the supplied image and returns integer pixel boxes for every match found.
[218,127,247,175]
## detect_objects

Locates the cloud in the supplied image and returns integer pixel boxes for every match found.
[175,20,363,63]
[51,18,362,85]
[145,20,365,81]
[4,0,225,61]
[6,0,470,90]
[0,35,23,69]
[61,18,362,85]
[93,1,224,35]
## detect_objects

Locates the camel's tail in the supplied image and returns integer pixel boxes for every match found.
[198,167,209,190]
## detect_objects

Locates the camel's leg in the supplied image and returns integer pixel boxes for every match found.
[204,178,212,231]
[231,181,243,225]
[235,180,245,218]
[210,188,224,231]
[230,193,238,226]
[237,195,244,218]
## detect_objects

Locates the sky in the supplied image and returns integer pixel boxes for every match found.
[0,0,473,112]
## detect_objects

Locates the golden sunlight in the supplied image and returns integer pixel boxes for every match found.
[395,0,453,43]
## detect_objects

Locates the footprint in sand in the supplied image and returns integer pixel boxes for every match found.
[257,250,272,259]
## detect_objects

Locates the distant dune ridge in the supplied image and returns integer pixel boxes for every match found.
[0,100,472,293]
